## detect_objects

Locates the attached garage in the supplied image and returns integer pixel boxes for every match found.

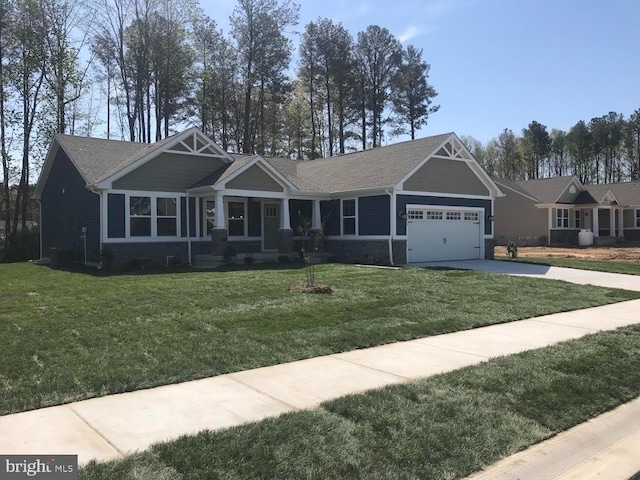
[406,206,484,263]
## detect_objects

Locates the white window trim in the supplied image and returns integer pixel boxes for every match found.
[635,209,640,228]
[575,210,581,229]
[341,198,358,236]
[555,208,570,229]
[227,198,248,238]
[156,197,178,237]
[123,191,182,240]
[202,197,216,238]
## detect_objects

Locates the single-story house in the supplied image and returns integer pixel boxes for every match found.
[33,127,504,266]
[494,176,640,246]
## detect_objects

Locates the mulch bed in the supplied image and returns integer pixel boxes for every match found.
[289,284,333,294]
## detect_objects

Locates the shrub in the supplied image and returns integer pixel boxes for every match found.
[507,241,518,259]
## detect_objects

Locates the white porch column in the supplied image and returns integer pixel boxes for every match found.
[592,207,599,237]
[214,192,225,228]
[547,208,553,246]
[609,208,616,237]
[618,209,625,237]
[312,200,321,230]
[281,198,291,230]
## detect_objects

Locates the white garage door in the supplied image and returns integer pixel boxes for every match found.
[407,208,483,263]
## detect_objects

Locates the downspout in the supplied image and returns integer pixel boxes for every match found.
[186,192,192,266]
[385,188,395,266]
[38,200,43,261]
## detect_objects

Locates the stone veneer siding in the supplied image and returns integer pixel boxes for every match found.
[325,239,397,265]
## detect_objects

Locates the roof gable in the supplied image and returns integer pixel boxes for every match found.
[516,176,579,204]
[213,155,297,192]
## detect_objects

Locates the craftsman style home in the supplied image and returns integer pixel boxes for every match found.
[34,127,504,267]
[494,176,640,246]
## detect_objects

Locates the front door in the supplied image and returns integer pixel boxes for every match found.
[263,203,280,251]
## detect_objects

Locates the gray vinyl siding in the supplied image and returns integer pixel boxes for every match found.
[403,158,489,196]
[396,194,493,236]
[226,165,284,192]
[494,190,547,245]
[41,149,100,259]
[112,152,227,192]
[556,183,580,204]
[107,193,126,238]
[623,209,637,229]
[358,195,390,235]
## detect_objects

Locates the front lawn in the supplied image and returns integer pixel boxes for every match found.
[496,255,640,275]
[81,325,640,480]
[1,262,638,415]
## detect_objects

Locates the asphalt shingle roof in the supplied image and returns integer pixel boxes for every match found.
[52,131,458,194]
[494,178,540,201]
[516,176,575,204]
[584,182,640,206]
[56,133,179,184]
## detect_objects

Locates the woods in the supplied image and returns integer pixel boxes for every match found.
[463,110,640,185]
[0,0,439,250]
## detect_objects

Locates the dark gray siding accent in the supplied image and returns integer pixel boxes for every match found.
[358,195,390,235]
[112,152,227,192]
[550,229,579,245]
[226,165,284,192]
[248,198,261,237]
[41,149,100,259]
[290,199,312,233]
[397,194,493,236]
[321,199,340,235]
[107,193,125,238]
[180,197,196,237]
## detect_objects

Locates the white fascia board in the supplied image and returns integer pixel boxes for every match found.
[222,188,287,199]
[328,186,394,198]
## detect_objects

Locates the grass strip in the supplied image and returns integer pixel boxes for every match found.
[81,324,640,480]
[1,262,638,415]
[495,255,640,276]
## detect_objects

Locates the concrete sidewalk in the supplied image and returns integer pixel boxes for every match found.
[1,299,639,475]
[415,259,640,292]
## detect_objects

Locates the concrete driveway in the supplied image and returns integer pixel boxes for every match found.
[414,260,640,292]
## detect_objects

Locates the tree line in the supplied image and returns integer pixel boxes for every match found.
[0,0,439,248]
[462,109,640,185]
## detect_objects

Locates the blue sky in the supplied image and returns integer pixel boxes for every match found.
[205,0,640,144]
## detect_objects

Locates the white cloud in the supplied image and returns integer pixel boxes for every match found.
[398,25,426,43]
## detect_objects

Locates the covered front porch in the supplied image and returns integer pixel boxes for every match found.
[186,191,326,258]
[548,204,627,245]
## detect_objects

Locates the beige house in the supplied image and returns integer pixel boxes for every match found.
[494,176,640,246]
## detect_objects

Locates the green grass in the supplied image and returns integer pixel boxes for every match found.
[1,262,638,415]
[80,325,640,480]
[496,255,640,275]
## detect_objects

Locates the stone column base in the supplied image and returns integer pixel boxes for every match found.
[211,228,229,255]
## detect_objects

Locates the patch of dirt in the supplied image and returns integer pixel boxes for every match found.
[289,284,333,294]
[495,244,640,262]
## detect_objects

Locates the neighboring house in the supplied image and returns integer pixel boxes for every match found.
[494,176,640,246]
[33,127,503,266]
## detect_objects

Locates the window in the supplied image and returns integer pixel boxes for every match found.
[446,211,461,221]
[426,211,443,220]
[556,208,569,228]
[228,201,246,236]
[130,196,151,236]
[156,197,177,236]
[205,200,216,235]
[575,211,581,229]
[464,212,479,222]
[407,210,423,220]
[636,209,640,228]
[265,205,277,217]
[342,199,356,235]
